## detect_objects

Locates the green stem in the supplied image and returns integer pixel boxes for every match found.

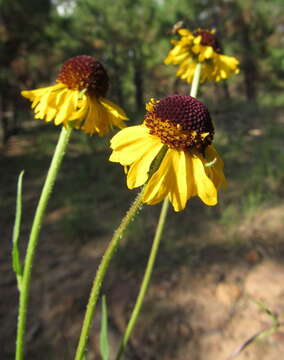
[115,62,202,360]
[190,62,202,98]
[116,197,170,360]
[15,126,72,360]
[74,186,146,360]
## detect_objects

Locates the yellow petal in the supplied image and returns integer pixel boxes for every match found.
[204,146,227,189]
[54,87,70,108]
[21,83,63,102]
[22,83,76,125]
[100,98,128,123]
[82,97,109,135]
[143,150,173,205]
[178,29,192,37]
[192,44,201,54]
[111,125,148,149]
[193,35,202,45]
[22,82,126,134]
[204,46,214,59]
[171,45,188,58]
[192,153,217,205]
[69,94,88,122]
[168,150,188,211]
[33,90,54,119]
[127,141,163,188]
[45,108,57,122]
[185,152,197,199]
[54,91,75,125]
[110,126,157,165]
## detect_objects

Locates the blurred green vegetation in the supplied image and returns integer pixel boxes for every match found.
[1,0,284,138]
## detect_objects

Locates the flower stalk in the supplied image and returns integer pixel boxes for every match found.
[15,126,72,360]
[190,62,202,97]
[115,63,202,359]
[74,142,172,359]
[74,186,146,360]
[116,197,170,360]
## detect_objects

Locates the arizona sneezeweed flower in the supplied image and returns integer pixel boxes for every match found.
[164,28,240,83]
[110,94,226,211]
[22,55,127,135]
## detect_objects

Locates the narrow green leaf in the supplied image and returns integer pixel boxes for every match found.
[12,170,25,287]
[100,295,109,360]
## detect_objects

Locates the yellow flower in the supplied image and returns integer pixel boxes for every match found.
[22,55,128,135]
[165,28,240,83]
[110,95,226,211]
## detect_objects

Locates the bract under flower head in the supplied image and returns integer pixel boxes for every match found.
[22,55,127,135]
[164,28,240,83]
[110,95,226,211]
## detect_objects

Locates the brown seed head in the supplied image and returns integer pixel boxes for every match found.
[194,30,221,53]
[57,55,109,97]
[145,95,214,152]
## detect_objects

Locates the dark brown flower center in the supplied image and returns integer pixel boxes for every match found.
[144,95,214,152]
[194,30,221,53]
[57,55,109,97]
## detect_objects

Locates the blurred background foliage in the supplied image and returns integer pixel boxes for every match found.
[1,0,284,142]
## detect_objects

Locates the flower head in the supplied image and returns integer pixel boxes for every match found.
[22,55,128,135]
[164,28,240,83]
[110,95,226,211]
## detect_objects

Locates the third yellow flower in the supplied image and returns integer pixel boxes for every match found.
[165,28,240,83]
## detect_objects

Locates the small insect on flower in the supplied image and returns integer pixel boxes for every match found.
[164,28,240,83]
[22,55,128,135]
[110,95,226,211]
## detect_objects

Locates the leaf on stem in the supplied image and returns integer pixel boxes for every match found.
[12,170,25,288]
[100,295,110,360]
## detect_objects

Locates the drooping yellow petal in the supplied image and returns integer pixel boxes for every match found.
[68,94,88,122]
[22,81,128,135]
[21,83,63,102]
[193,35,202,45]
[178,61,196,82]
[203,46,214,59]
[45,107,57,122]
[168,150,198,211]
[33,90,55,119]
[127,140,163,188]
[178,28,193,37]
[143,150,173,205]
[80,96,108,135]
[100,97,128,129]
[191,153,217,205]
[167,150,189,211]
[185,152,197,199]
[54,91,75,125]
[192,44,201,54]
[204,146,227,189]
